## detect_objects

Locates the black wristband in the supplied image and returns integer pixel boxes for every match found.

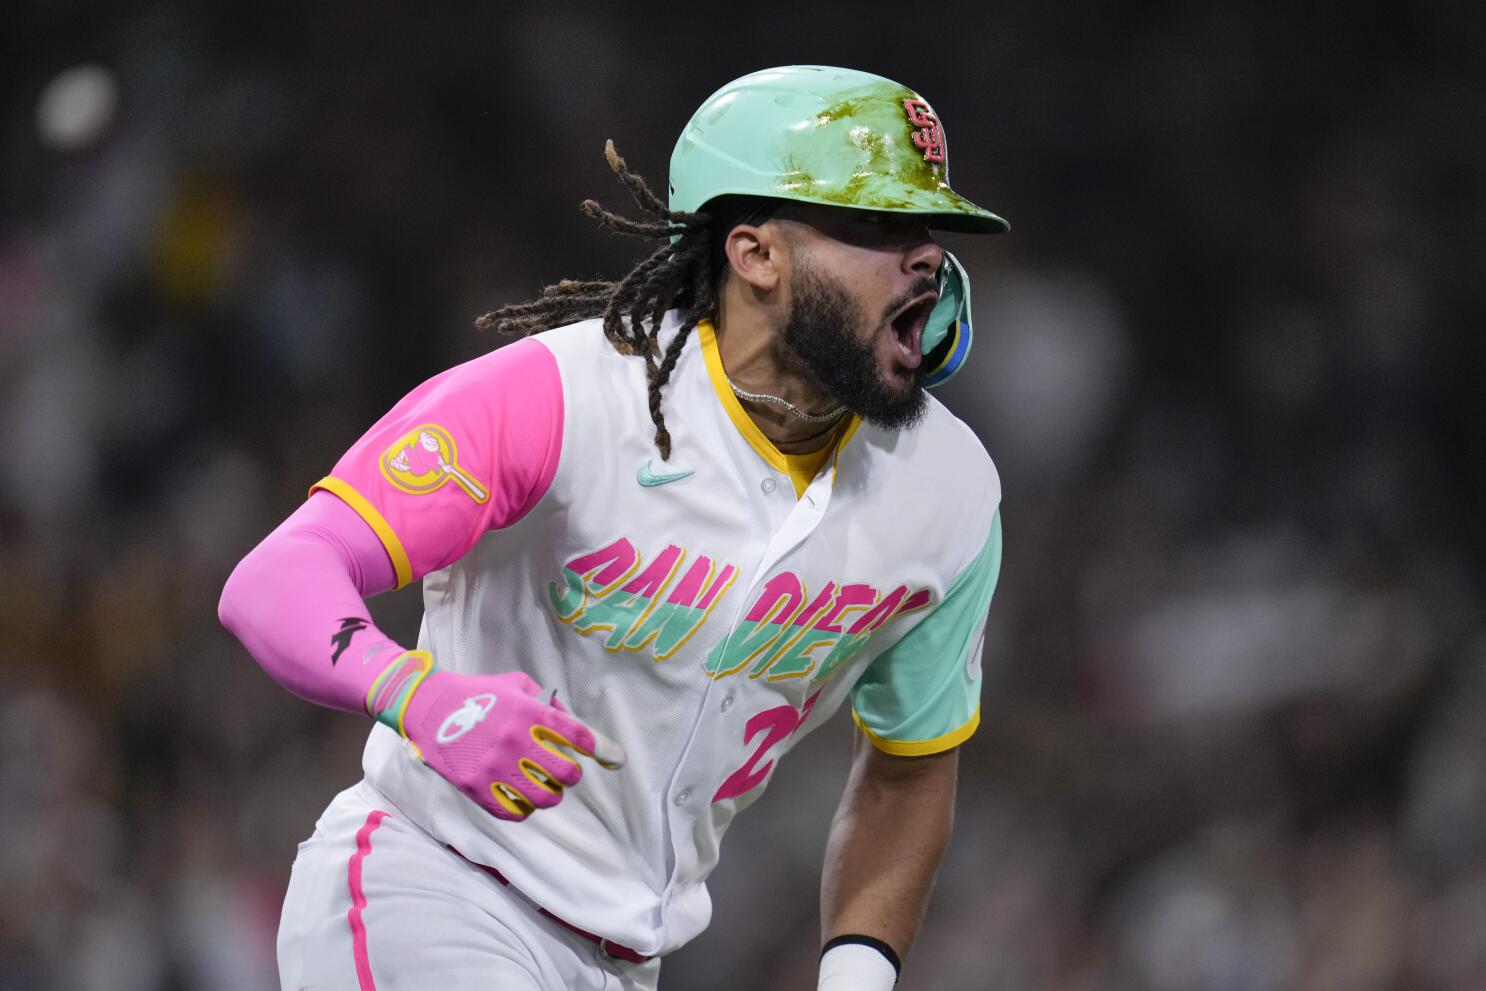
[821,934,902,978]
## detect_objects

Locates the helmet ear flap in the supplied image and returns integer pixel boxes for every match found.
[922,251,973,388]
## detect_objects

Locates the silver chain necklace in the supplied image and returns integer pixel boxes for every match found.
[726,375,847,423]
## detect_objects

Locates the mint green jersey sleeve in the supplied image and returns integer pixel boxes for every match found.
[850,509,1002,756]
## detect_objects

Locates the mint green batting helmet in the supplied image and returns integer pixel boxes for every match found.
[670,65,1008,386]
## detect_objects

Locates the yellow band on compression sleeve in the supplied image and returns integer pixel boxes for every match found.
[310,475,413,589]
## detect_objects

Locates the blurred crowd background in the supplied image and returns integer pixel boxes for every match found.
[3,2,1483,989]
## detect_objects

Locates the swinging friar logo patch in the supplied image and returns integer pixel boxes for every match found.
[380,423,490,503]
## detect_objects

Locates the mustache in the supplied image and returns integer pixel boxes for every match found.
[880,276,940,323]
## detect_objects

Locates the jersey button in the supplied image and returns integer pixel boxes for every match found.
[720,692,735,713]
[760,477,776,494]
[674,788,692,806]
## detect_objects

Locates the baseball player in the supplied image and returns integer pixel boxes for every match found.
[220,65,1007,990]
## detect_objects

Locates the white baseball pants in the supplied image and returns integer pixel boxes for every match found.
[277,781,661,991]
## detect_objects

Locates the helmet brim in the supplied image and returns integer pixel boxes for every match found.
[694,185,1009,236]
[925,209,1011,235]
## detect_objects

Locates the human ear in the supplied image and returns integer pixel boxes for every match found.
[722,224,781,292]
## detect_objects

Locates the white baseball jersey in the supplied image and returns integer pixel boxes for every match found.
[310,311,1003,957]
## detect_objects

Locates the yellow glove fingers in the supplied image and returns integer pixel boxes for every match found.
[519,757,564,796]
[528,725,585,769]
[489,781,536,819]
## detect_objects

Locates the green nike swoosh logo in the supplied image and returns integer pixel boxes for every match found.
[637,460,695,487]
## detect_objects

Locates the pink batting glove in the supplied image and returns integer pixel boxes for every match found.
[365,651,625,821]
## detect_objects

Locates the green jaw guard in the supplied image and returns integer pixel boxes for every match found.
[922,250,972,387]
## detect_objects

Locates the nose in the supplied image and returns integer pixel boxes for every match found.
[903,235,943,278]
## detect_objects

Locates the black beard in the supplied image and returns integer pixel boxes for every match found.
[775,258,930,431]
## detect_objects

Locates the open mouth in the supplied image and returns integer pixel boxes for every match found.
[889,293,938,368]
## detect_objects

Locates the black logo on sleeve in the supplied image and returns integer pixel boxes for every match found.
[330,617,370,665]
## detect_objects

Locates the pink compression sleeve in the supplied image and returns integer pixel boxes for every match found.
[219,490,407,715]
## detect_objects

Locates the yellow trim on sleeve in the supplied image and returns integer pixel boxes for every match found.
[851,705,981,757]
[697,318,858,498]
[309,475,414,589]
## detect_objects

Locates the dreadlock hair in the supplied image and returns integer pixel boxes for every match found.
[478,140,754,462]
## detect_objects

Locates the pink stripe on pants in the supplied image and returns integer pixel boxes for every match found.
[347,809,390,990]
